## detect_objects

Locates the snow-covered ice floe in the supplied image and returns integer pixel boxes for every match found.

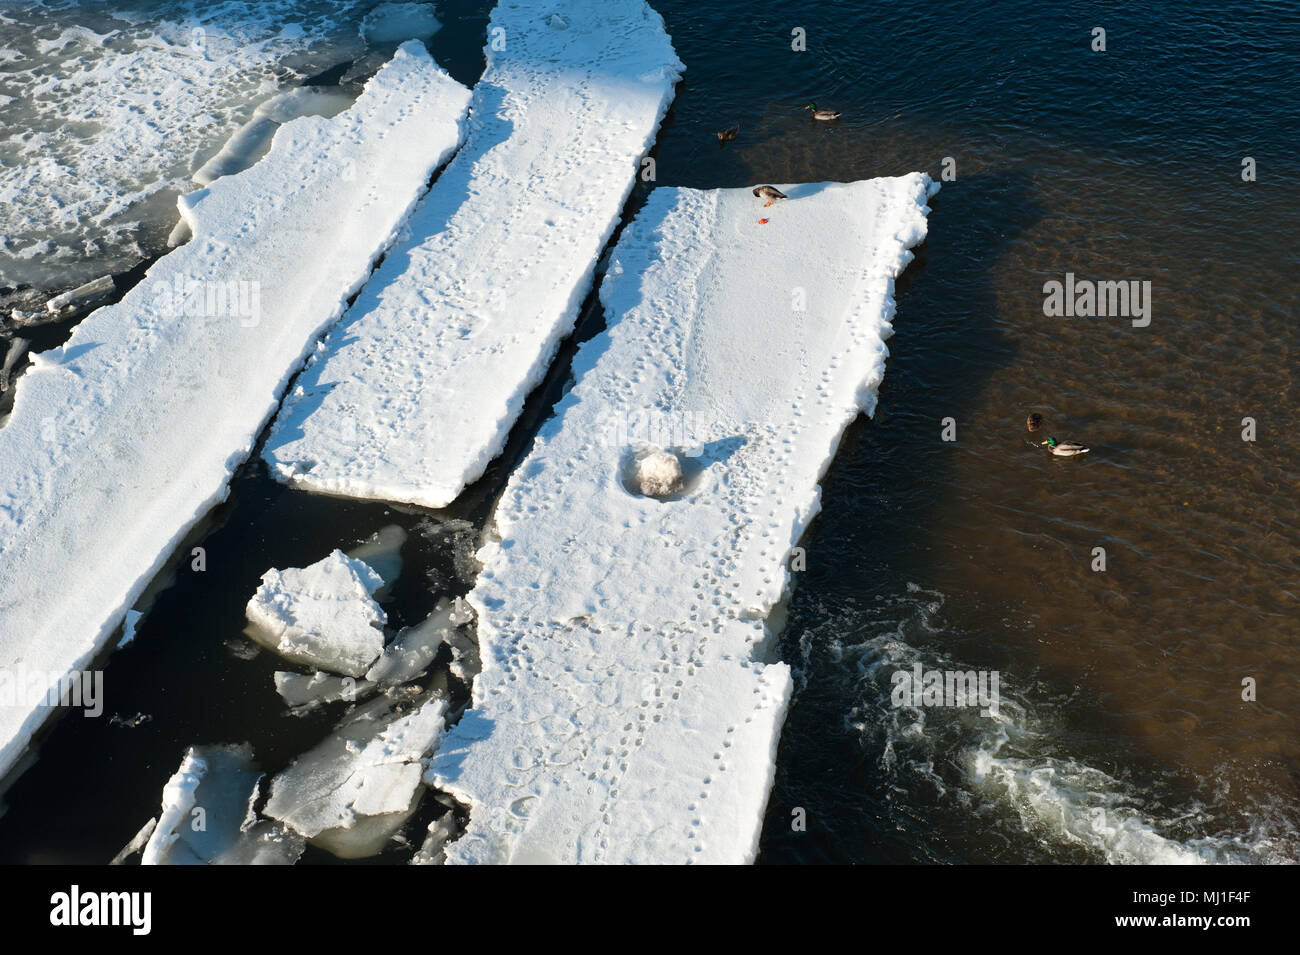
[0,43,471,785]
[430,175,938,864]
[262,0,683,508]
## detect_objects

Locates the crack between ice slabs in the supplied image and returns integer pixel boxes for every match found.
[0,42,472,785]
[429,175,939,864]
[260,0,684,509]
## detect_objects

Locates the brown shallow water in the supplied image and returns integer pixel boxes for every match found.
[687,1,1300,862]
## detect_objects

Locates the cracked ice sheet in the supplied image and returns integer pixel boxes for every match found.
[261,0,683,509]
[0,42,470,785]
[430,175,938,864]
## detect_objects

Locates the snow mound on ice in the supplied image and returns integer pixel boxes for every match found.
[634,449,684,498]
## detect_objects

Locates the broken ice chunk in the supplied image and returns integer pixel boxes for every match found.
[274,671,378,711]
[346,524,407,601]
[142,750,208,865]
[44,274,115,319]
[116,609,143,649]
[365,597,464,685]
[411,812,460,865]
[209,820,306,865]
[253,86,355,125]
[361,2,442,45]
[192,87,357,187]
[191,116,279,186]
[264,693,447,859]
[245,550,387,677]
[448,596,475,627]
[0,336,30,394]
[141,744,304,865]
[142,744,257,865]
[443,599,480,683]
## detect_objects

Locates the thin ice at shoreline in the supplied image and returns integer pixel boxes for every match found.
[430,175,938,864]
[0,42,471,785]
[0,0,381,291]
[262,0,684,508]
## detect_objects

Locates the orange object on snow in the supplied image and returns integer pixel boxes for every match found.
[758,218,769,224]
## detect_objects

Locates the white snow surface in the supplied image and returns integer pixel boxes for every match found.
[0,43,471,785]
[430,176,937,864]
[262,0,683,508]
[245,551,387,678]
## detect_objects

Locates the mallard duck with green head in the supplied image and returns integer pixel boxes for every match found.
[805,102,841,120]
[1042,436,1090,457]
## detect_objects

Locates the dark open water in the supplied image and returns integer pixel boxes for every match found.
[0,0,1296,863]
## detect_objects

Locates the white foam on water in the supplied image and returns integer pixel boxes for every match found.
[824,585,1298,865]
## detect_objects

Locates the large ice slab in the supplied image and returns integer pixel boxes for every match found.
[0,43,471,785]
[262,0,683,508]
[431,176,937,864]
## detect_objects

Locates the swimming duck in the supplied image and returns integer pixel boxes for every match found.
[1042,437,1090,457]
[716,123,739,143]
[805,103,841,120]
[1026,412,1044,432]
[752,185,789,207]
